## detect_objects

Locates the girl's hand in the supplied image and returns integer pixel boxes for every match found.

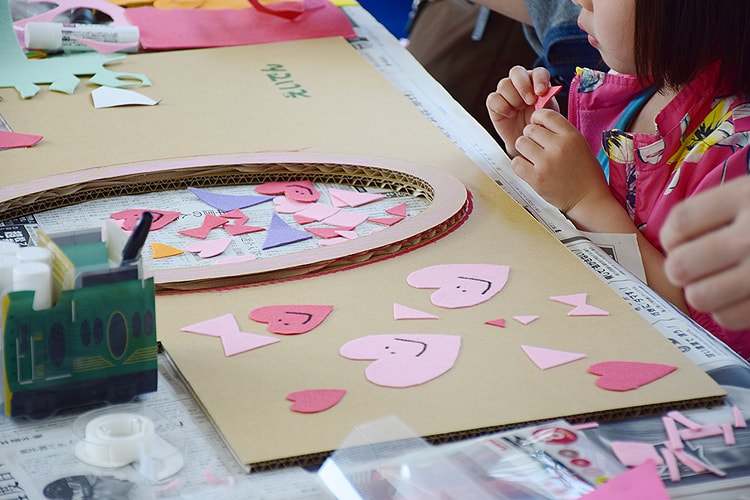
[511,108,610,220]
[487,66,556,156]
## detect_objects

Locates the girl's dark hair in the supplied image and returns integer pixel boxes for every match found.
[634,0,750,96]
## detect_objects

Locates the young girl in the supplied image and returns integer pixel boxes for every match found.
[486,0,750,359]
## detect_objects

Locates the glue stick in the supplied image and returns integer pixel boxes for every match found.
[0,254,17,296]
[12,262,53,310]
[24,22,140,53]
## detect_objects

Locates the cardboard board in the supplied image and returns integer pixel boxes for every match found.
[0,37,725,471]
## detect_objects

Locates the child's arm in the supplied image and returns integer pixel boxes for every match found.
[486,66,558,156]
[511,107,689,312]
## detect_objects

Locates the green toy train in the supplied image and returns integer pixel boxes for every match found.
[1,221,158,418]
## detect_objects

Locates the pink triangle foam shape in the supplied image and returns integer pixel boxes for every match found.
[521,345,587,370]
[514,315,539,325]
[484,318,506,328]
[386,203,407,217]
[393,303,439,320]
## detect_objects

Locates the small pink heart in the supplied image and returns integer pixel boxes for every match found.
[287,389,346,413]
[249,305,333,334]
[588,361,677,391]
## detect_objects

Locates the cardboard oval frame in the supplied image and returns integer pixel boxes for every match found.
[1,152,469,290]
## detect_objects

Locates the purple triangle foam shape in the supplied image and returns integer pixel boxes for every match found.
[188,187,273,211]
[262,212,313,250]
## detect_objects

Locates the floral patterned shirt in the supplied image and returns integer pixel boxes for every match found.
[568,62,750,359]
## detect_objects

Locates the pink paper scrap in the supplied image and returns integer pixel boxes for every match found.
[322,211,369,228]
[662,416,684,451]
[660,446,681,482]
[733,405,747,428]
[369,216,403,226]
[609,441,663,467]
[535,85,563,111]
[125,0,356,50]
[666,410,703,430]
[0,130,43,149]
[722,423,736,446]
[186,237,232,258]
[678,423,723,441]
[178,214,229,239]
[580,460,669,500]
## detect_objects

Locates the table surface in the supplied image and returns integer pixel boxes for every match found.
[0,5,748,499]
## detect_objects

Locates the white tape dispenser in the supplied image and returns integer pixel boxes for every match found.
[73,405,185,483]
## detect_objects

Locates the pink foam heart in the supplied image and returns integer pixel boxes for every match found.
[406,264,510,308]
[256,180,321,202]
[186,237,232,258]
[249,305,333,334]
[287,389,346,413]
[588,361,678,391]
[340,334,461,388]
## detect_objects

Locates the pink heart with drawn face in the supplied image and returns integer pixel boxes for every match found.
[287,389,346,413]
[256,180,321,203]
[406,264,511,308]
[257,180,320,202]
[588,361,677,391]
[340,334,461,388]
[249,305,333,334]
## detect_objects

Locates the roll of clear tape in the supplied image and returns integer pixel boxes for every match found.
[74,412,184,482]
